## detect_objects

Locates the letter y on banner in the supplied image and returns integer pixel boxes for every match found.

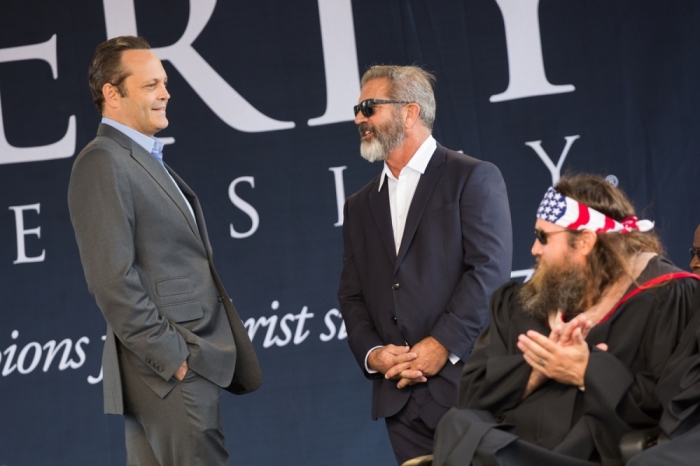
[103,0,294,132]
[525,135,580,184]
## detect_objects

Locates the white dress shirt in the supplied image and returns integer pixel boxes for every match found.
[364,136,460,372]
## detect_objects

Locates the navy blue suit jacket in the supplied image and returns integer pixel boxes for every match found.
[338,144,513,420]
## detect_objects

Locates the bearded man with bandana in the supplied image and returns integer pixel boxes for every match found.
[431,174,699,466]
[338,65,512,465]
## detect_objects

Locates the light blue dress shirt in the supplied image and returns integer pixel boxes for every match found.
[101,118,197,224]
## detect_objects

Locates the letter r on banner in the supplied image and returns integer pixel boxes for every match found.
[0,35,76,164]
[103,0,294,132]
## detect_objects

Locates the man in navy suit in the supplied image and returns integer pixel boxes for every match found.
[338,65,512,464]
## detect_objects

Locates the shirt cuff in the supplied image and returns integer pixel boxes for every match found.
[449,352,460,365]
[365,346,383,373]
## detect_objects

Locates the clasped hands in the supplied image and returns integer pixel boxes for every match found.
[368,336,449,389]
[517,313,608,397]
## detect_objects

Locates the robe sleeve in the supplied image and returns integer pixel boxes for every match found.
[459,282,533,413]
[582,278,698,459]
[657,284,700,437]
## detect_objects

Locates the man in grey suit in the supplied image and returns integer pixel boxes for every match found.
[68,36,260,465]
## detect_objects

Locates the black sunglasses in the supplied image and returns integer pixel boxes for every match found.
[353,99,411,117]
[534,228,571,245]
[690,247,700,261]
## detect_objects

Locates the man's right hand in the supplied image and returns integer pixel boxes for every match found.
[174,360,188,381]
[368,345,418,375]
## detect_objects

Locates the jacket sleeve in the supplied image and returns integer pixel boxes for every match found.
[430,161,513,360]
[68,148,188,381]
[338,200,385,378]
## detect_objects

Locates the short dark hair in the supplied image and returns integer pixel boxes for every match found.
[88,36,151,113]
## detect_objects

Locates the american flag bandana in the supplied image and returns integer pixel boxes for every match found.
[536,187,654,233]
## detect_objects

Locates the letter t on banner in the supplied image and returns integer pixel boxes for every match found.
[103,0,295,132]
[0,35,76,164]
[490,0,575,102]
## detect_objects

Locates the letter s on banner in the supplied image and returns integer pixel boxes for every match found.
[0,34,76,164]
[229,176,259,239]
[103,0,294,132]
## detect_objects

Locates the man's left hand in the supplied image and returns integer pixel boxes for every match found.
[517,329,589,387]
[386,336,449,388]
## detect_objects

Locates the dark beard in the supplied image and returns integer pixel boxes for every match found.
[519,259,587,322]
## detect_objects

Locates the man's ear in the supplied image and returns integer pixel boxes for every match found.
[577,229,598,256]
[102,83,120,110]
[403,102,421,129]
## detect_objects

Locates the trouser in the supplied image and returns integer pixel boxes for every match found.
[385,383,451,465]
[120,353,229,466]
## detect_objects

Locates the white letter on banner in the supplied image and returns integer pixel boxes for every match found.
[103,0,294,132]
[9,203,46,264]
[525,135,580,184]
[229,177,259,239]
[329,166,347,226]
[490,0,575,102]
[0,35,76,164]
[307,0,361,126]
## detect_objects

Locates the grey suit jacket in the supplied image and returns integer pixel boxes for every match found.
[68,124,261,414]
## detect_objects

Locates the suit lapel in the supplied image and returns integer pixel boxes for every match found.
[97,124,203,244]
[394,146,446,274]
[167,167,211,255]
[368,175,397,265]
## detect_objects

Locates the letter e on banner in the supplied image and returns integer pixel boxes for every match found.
[9,203,46,264]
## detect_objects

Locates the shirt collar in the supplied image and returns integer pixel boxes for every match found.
[101,117,163,155]
[378,135,437,191]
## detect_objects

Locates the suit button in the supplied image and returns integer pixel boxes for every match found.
[391,316,398,324]
[392,283,400,290]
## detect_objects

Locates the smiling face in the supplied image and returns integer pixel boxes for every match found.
[354,78,406,162]
[692,225,700,274]
[106,49,170,136]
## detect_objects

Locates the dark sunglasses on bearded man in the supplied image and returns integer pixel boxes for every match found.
[353,98,411,117]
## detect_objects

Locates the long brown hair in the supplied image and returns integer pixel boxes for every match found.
[555,174,663,309]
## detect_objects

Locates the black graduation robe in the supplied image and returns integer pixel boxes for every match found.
[626,285,700,465]
[433,256,698,466]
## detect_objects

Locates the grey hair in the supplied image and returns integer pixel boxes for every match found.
[361,65,436,131]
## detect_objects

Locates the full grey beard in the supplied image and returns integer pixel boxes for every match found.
[359,117,406,163]
[519,259,587,322]
[360,138,388,162]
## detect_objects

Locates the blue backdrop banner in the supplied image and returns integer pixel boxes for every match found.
[1,1,699,464]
